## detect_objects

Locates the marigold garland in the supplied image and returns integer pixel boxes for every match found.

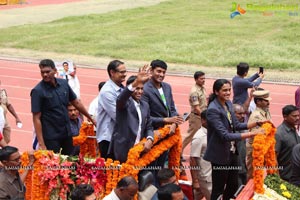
[32,150,51,200]
[21,126,181,199]
[252,122,277,194]
[119,126,182,181]
[73,122,97,157]
[20,152,32,200]
[168,129,182,179]
[105,158,113,195]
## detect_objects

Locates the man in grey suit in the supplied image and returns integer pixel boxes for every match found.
[110,67,154,163]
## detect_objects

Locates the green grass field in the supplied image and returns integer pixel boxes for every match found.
[0,0,300,70]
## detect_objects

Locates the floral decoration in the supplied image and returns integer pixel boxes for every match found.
[264,174,300,200]
[75,155,107,199]
[73,122,97,158]
[252,122,277,194]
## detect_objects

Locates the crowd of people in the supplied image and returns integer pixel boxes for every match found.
[0,59,299,200]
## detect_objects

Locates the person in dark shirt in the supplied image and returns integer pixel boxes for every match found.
[232,62,264,105]
[31,59,95,155]
[0,146,34,199]
[290,143,300,186]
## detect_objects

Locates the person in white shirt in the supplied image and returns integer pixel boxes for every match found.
[103,176,138,200]
[88,82,106,123]
[67,64,81,99]
[190,110,212,200]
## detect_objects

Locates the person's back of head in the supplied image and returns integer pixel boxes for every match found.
[157,183,183,200]
[71,184,95,200]
[126,75,137,86]
[39,59,56,69]
[98,82,106,92]
[237,62,249,76]
[0,146,18,162]
[157,168,176,186]
[150,59,168,70]
[115,176,138,200]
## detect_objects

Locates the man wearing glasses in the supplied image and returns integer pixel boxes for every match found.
[0,146,34,199]
[96,60,127,159]
[246,90,272,180]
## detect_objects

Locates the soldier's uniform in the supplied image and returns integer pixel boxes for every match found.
[182,84,207,150]
[246,91,272,180]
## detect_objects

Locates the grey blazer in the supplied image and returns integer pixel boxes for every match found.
[142,80,178,130]
[203,98,248,165]
[110,87,153,163]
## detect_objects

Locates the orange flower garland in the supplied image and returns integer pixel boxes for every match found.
[119,126,182,181]
[73,122,97,157]
[105,158,113,195]
[168,128,182,179]
[20,152,32,200]
[252,122,277,194]
[32,150,51,200]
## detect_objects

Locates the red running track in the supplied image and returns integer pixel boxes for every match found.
[0,0,83,10]
[0,59,297,155]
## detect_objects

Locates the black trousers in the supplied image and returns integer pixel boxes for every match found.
[211,153,239,200]
[98,140,110,159]
[45,137,73,155]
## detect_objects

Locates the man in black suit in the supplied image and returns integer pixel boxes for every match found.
[110,66,154,163]
[142,59,184,185]
[142,59,183,134]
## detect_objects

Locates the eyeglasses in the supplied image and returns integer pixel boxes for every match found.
[115,69,127,74]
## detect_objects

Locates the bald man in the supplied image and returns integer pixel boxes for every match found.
[233,104,248,187]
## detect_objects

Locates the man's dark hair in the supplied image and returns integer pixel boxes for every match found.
[282,105,298,116]
[150,59,168,70]
[107,60,124,78]
[237,62,249,76]
[71,184,94,200]
[98,81,106,92]
[0,146,18,161]
[63,62,69,66]
[39,59,56,69]
[116,176,138,189]
[157,183,182,200]
[126,75,137,86]
[201,110,207,120]
[194,71,205,80]
[157,168,175,186]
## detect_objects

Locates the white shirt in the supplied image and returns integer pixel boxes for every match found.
[190,126,212,182]
[103,190,120,200]
[158,87,169,117]
[0,106,5,133]
[66,75,80,99]
[89,96,98,119]
[134,100,142,144]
